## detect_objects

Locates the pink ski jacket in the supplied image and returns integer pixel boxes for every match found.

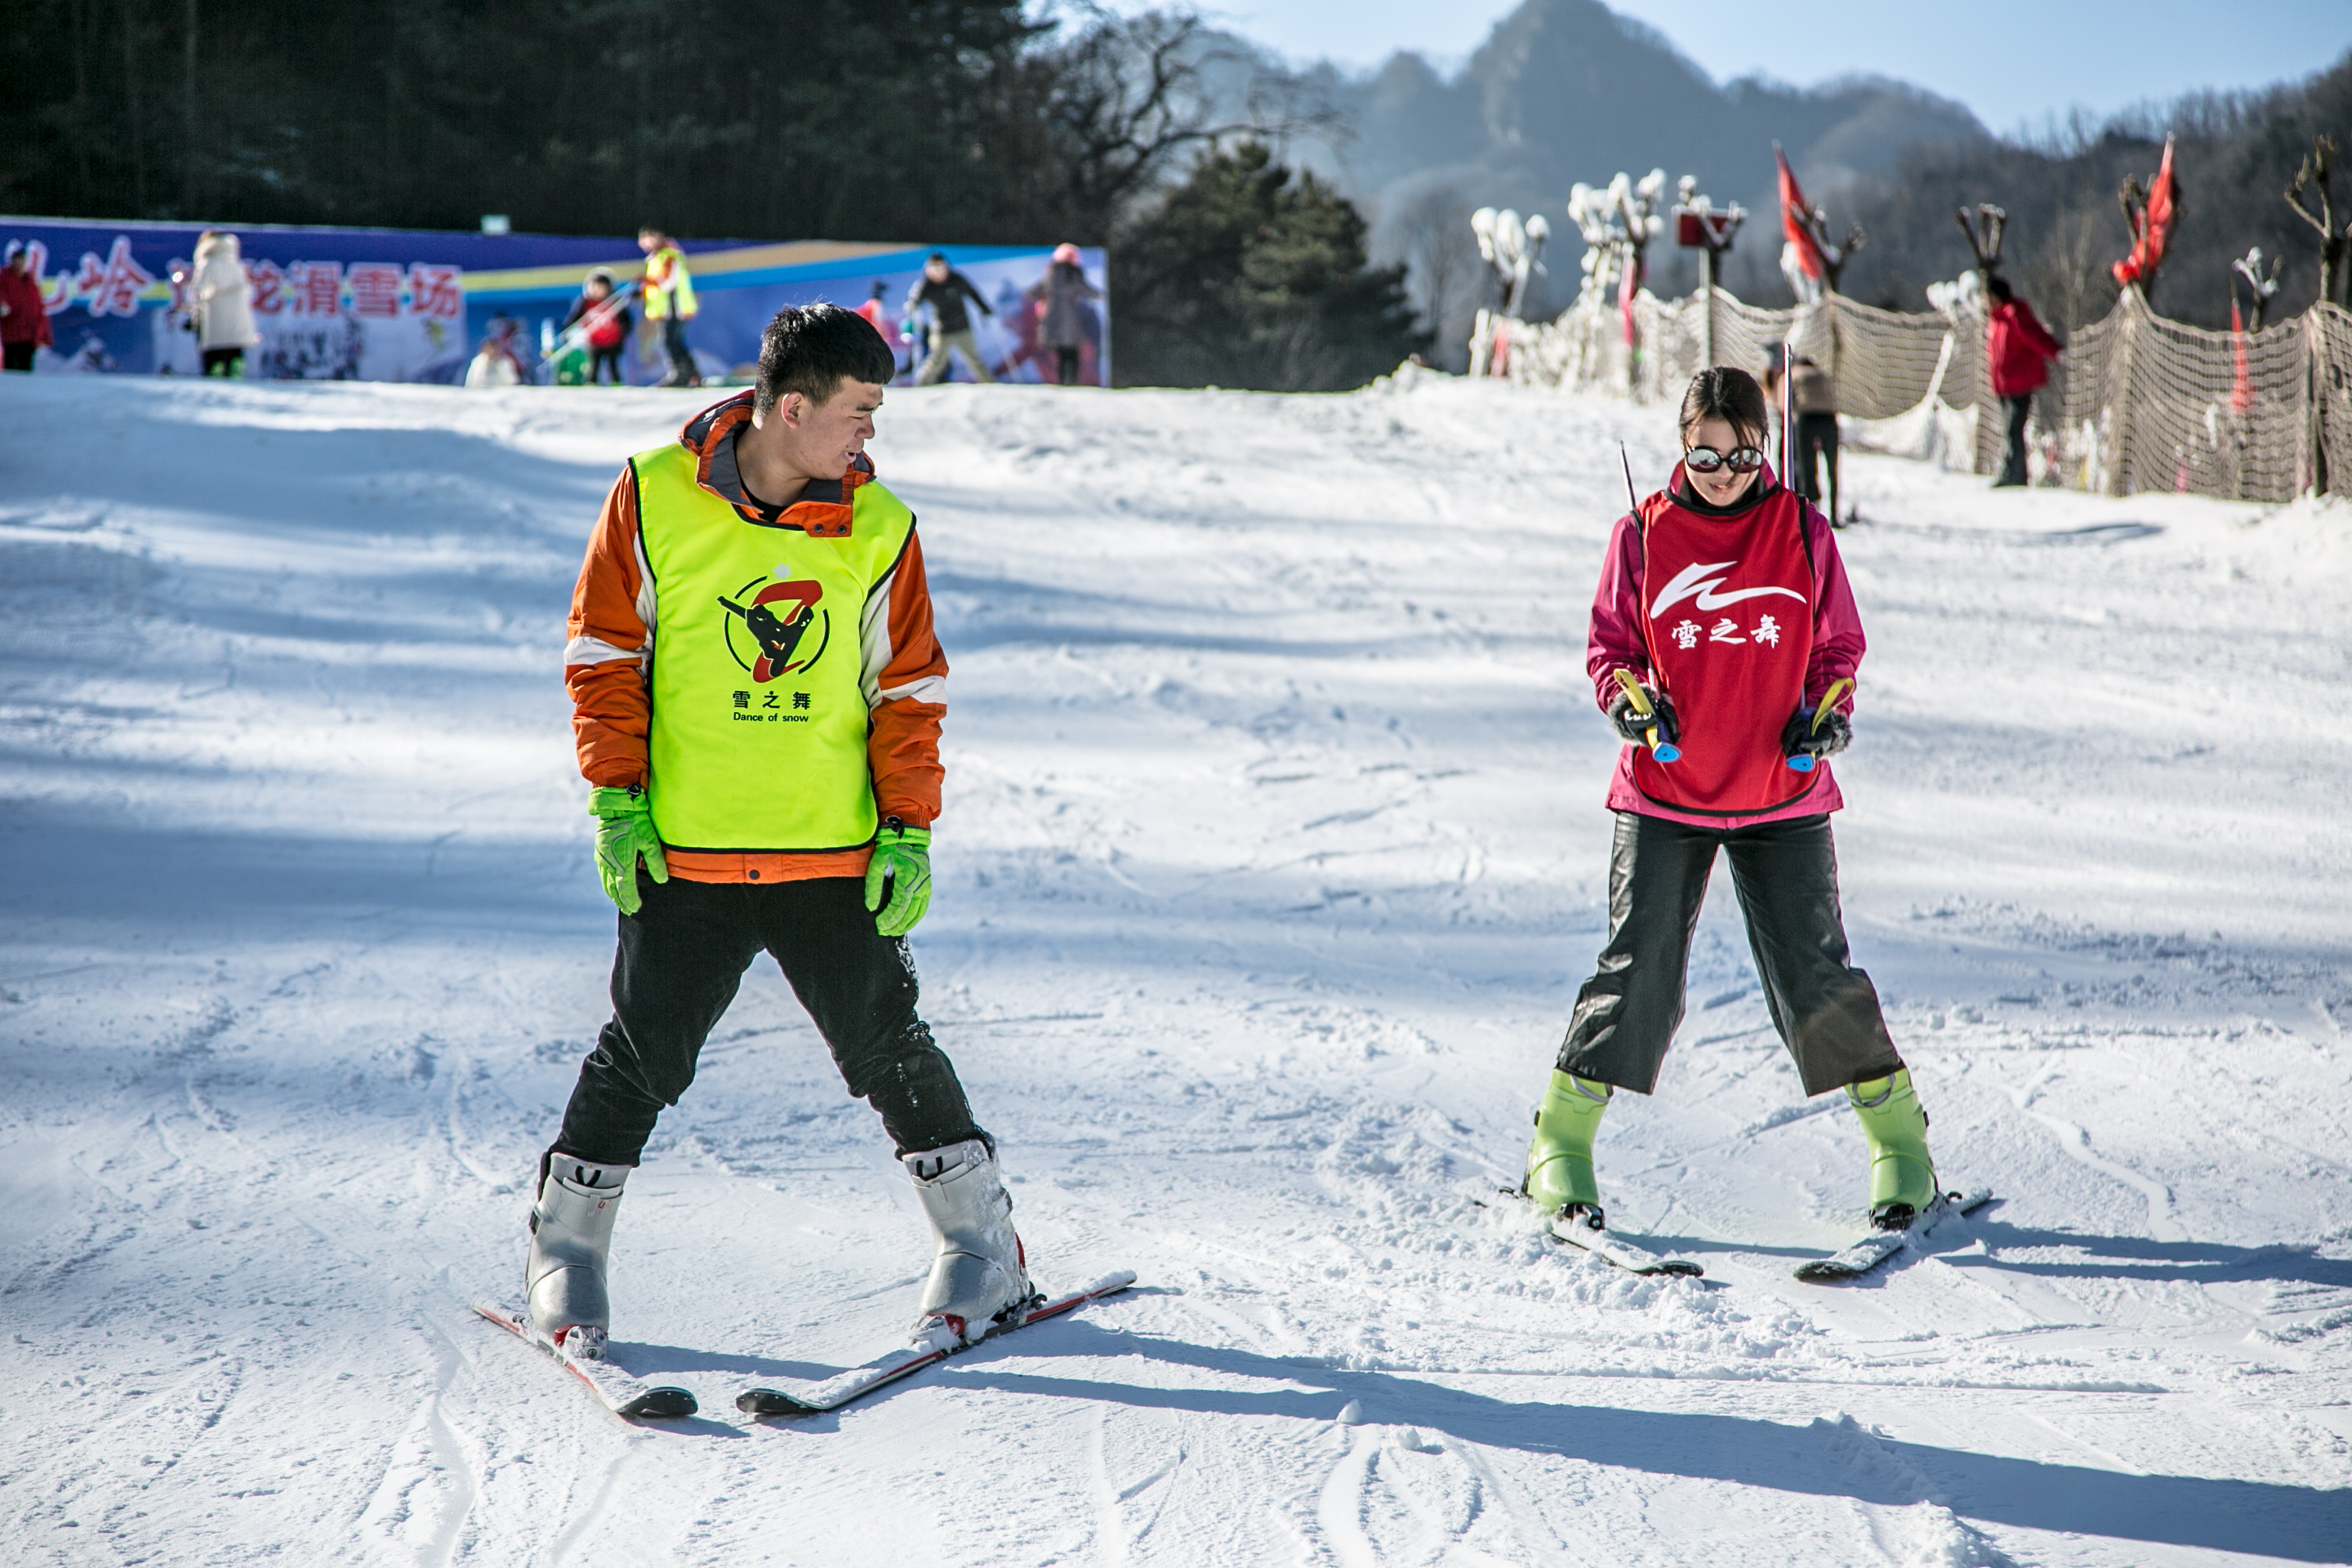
[1587,465,1865,827]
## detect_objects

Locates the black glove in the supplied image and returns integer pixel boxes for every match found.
[1607,685,1679,745]
[1781,704,1851,760]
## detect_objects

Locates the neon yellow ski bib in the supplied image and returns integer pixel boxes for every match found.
[632,442,914,853]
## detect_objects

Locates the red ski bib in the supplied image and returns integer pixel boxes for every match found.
[1633,479,1816,817]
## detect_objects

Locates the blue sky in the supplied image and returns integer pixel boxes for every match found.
[1163,0,2352,135]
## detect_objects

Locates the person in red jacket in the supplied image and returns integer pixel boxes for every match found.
[561,270,633,385]
[1985,275,2063,487]
[1,243,56,372]
[1516,367,1944,1259]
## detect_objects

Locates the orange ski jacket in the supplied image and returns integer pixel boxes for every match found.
[563,393,948,884]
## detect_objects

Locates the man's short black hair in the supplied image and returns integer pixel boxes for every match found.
[927,251,947,263]
[1984,274,2013,303]
[755,303,894,416]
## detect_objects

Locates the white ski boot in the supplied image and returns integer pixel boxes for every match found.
[903,1138,1034,1346]
[524,1151,630,1359]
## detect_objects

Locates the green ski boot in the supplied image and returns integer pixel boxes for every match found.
[1523,1071,1612,1223]
[1846,1069,1938,1230]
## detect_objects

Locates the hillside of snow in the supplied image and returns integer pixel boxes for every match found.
[2,372,2348,1567]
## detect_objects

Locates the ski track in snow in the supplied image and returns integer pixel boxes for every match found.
[2,374,2350,1566]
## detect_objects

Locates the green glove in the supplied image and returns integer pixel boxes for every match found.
[590,786,667,916]
[863,817,932,937]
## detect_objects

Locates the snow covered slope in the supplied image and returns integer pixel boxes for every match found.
[2,373,2347,1567]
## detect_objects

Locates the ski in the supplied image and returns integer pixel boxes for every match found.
[1794,1187,1995,1283]
[1490,1188,1704,1277]
[472,1298,697,1419]
[736,1269,1138,1418]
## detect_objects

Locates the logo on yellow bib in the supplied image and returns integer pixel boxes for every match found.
[719,572,831,683]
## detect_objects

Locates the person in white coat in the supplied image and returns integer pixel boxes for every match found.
[191,231,257,376]
[464,317,526,388]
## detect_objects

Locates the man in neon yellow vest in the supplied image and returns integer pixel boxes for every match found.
[523,304,1032,1364]
[638,228,701,388]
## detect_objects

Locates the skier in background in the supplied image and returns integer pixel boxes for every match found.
[1518,366,1942,1243]
[527,303,1031,1362]
[1985,275,2062,487]
[1788,353,1841,524]
[1038,243,1101,386]
[639,229,701,388]
[907,252,996,385]
[0,243,52,372]
[191,231,257,377]
[563,270,633,385]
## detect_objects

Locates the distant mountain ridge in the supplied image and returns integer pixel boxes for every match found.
[1282,0,1989,310]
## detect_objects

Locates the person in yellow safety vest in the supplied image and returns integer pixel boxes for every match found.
[638,228,702,388]
[522,304,1034,1368]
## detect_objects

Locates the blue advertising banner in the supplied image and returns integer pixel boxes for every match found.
[0,217,1108,387]
[463,241,1108,388]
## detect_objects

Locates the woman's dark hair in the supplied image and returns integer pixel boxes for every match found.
[1679,366,1771,451]
[1984,274,2013,303]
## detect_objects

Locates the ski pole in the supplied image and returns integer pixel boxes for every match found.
[1785,676,1853,772]
[1612,668,1679,763]
[1780,336,1795,482]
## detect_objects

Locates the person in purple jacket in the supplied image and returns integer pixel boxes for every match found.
[1517,367,1944,1254]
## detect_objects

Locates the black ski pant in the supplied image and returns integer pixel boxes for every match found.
[659,314,697,385]
[590,345,625,384]
[554,873,984,1166]
[1054,345,1081,385]
[1795,411,1839,519]
[1996,394,2034,486]
[1557,811,1903,1098]
[2,341,35,372]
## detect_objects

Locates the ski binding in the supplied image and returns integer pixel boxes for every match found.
[1795,1187,1995,1283]
[737,1269,1137,1418]
[472,1298,697,1419]
[1494,1187,1704,1277]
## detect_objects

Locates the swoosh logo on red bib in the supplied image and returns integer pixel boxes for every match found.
[1649,559,1807,620]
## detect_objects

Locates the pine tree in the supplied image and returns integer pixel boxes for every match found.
[1116,140,1428,390]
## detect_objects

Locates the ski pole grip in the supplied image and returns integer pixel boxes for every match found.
[1612,670,1679,763]
[1784,678,1853,772]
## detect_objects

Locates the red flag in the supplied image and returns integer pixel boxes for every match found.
[1776,145,1827,282]
[2112,136,2179,290]
[2230,296,2253,413]
[1619,246,1641,345]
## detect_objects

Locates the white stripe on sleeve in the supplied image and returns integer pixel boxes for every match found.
[877,675,947,704]
[633,532,657,637]
[859,566,897,708]
[564,635,644,667]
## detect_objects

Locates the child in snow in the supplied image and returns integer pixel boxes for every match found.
[853,280,904,377]
[527,304,1029,1362]
[1520,367,1940,1241]
[463,317,526,388]
[563,270,632,385]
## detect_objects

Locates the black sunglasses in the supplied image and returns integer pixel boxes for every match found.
[1684,445,1766,474]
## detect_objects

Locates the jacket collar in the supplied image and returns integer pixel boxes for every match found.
[676,390,872,537]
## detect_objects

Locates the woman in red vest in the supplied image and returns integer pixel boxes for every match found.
[1519,368,1942,1250]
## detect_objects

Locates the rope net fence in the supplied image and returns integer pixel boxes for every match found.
[1477,291,2352,504]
